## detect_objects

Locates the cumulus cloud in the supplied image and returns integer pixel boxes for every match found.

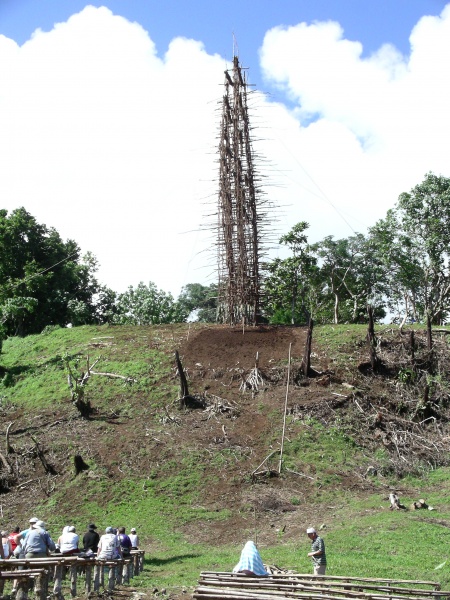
[0,6,224,294]
[259,4,450,246]
[1,4,450,294]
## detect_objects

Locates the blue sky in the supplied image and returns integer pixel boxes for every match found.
[1,1,449,295]
[1,1,447,56]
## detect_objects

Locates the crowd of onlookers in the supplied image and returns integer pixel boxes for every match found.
[1,517,139,561]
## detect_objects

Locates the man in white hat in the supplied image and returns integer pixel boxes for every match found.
[307,527,326,575]
[22,520,55,558]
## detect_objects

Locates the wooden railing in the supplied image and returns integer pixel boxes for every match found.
[0,549,145,600]
[193,572,449,600]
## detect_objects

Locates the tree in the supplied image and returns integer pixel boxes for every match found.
[0,208,102,335]
[264,222,318,324]
[177,283,218,322]
[311,233,386,324]
[113,282,188,325]
[371,173,450,325]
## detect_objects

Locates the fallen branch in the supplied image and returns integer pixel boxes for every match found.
[16,478,38,489]
[30,435,56,475]
[90,371,136,382]
[251,449,280,478]
[285,467,314,480]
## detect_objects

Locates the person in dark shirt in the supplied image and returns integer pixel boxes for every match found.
[83,524,100,553]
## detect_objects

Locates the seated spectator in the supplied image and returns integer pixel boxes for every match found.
[23,520,55,558]
[14,517,39,546]
[117,527,132,556]
[97,527,121,560]
[2,530,12,558]
[57,526,79,555]
[8,527,20,555]
[232,541,268,576]
[0,531,7,558]
[83,524,100,554]
[129,528,139,549]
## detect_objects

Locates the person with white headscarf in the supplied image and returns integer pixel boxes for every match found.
[232,541,268,576]
[57,526,79,555]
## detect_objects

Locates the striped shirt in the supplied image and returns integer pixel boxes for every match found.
[311,536,326,565]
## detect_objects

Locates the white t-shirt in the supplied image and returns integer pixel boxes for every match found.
[97,533,120,560]
[58,532,79,553]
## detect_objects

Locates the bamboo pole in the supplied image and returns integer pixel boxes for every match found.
[278,343,292,473]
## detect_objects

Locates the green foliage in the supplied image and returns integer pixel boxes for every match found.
[264,224,386,325]
[0,208,103,335]
[177,283,218,322]
[370,172,450,324]
[264,222,318,324]
[113,281,188,325]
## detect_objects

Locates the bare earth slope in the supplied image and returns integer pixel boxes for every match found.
[2,323,450,588]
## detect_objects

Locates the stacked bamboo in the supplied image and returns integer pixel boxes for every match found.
[0,549,145,600]
[193,572,449,600]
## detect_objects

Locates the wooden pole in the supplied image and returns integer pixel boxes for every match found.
[115,560,123,584]
[175,350,189,404]
[53,564,63,600]
[278,343,292,473]
[108,565,116,590]
[5,420,15,454]
[70,564,77,597]
[301,318,314,377]
[93,564,100,591]
[85,564,92,594]
[15,577,29,600]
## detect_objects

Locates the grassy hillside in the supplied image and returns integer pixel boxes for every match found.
[1,323,450,598]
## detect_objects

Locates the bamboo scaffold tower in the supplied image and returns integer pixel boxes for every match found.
[216,55,268,326]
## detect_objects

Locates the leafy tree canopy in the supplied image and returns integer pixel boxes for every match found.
[178,283,218,322]
[0,208,102,336]
[113,282,188,325]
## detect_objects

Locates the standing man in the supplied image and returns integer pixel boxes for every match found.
[306,527,326,575]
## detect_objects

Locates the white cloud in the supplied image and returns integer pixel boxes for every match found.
[0,6,223,295]
[1,5,450,296]
[259,4,450,245]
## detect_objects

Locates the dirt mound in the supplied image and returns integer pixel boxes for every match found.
[182,325,306,370]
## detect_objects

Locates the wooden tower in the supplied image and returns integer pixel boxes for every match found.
[216,56,266,325]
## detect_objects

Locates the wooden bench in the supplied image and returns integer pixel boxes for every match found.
[0,569,48,600]
[0,550,145,599]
